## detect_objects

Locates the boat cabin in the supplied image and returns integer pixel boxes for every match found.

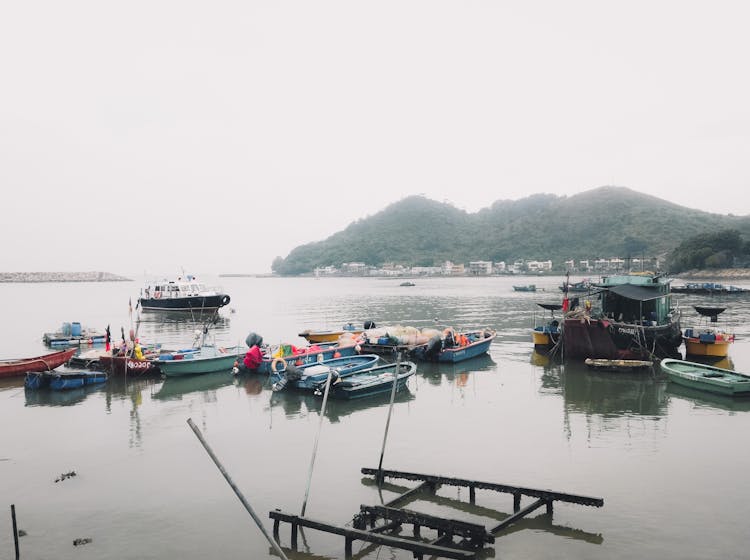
[597,274,674,326]
[143,275,217,299]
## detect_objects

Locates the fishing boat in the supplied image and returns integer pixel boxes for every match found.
[399,281,416,287]
[138,274,231,312]
[683,306,734,359]
[25,369,107,390]
[157,344,244,377]
[532,303,562,352]
[513,285,536,292]
[411,329,496,363]
[559,279,593,293]
[561,273,683,360]
[248,340,360,375]
[0,348,77,378]
[270,354,380,392]
[314,361,417,400]
[659,358,750,396]
[298,322,364,344]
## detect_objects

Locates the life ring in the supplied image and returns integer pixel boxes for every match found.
[271,357,287,373]
[154,292,162,299]
[221,295,231,306]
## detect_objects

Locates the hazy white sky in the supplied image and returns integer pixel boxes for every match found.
[2,1,749,275]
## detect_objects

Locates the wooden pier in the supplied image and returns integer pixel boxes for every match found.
[270,467,604,559]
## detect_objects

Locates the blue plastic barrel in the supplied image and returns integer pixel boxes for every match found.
[62,322,72,336]
[71,322,82,337]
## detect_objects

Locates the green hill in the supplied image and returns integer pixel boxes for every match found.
[272,186,750,275]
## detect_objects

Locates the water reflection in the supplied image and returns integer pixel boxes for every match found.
[23,384,107,407]
[555,362,668,417]
[667,382,750,413]
[268,386,416,423]
[417,354,496,387]
[153,371,236,401]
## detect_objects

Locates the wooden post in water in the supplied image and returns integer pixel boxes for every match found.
[186,418,289,560]
[11,504,19,560]
[377,351,402,482]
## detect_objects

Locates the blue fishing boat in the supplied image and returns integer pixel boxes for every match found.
[270,354,380,392]
[239,339,360,375]
[314,361,417,400]
[411,329,496,363]
[25,369,108,390]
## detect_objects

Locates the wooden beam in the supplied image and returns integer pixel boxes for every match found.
[490,498,548,533]
[362,468,603,507]
[269,510,475,559]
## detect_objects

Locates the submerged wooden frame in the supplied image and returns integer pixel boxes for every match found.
[270,467,604,559]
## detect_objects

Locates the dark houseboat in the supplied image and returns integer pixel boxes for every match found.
[138,275,230,312]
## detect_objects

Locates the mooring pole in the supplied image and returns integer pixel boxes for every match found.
[301,368,335,517]
[186,418,289,560]
[377,351,402,482]
[11,504,19,560]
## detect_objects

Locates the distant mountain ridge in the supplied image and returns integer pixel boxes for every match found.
[272,186,750,275]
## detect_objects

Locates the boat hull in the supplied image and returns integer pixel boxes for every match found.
[158,347,243,377]
[0,348,77,378]
[298,330,363,344]
[684,338,731,358]
[251,343,358,375]
[411,332,495,363]
[99,355,162,376]
[139,294,230,312]
[660,358,750,396]
[270,355,380,391]
[324,362,417,400]
[562,318,682,360]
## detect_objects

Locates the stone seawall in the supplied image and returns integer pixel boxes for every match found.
[0,272,132,283]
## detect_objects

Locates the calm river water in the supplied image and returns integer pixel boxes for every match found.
[2,275,750,559]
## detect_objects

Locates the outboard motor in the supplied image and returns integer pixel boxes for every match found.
[364,320,376,330]
[284,364,303,381]
[245,332,263,348]
[424,334,443,360]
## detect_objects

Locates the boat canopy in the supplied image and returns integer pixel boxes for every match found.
[606,284,666,302]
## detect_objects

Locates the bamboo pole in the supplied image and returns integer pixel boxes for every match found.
[11,504,19,560]
[186,418,289,560]
[301,368,335,516]
[377,351,402,482]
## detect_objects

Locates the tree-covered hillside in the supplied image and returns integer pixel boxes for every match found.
[272,186,750,275]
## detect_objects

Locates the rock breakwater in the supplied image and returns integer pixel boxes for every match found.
[0,272,131,283]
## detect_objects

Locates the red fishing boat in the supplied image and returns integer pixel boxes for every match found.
[0,348,77,378]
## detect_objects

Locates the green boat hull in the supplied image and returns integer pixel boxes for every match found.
[158,346,243,377]
[660,358,750,396]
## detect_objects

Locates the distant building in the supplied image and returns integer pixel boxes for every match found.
[468,261,493,275]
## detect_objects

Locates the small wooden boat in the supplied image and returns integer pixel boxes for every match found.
[585,358,653,371]
[513,285,536,292]
[25,369,107,390]
[270,354,380,392]
[560,279,593,293]
[411,329,496,363]
[298,323,363,344]
[315,361,417,400]
[683,306,734,359]
[399,281,416,287]
[157,344,244,377]
[0,348,77,378]
[659,358,750,396]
